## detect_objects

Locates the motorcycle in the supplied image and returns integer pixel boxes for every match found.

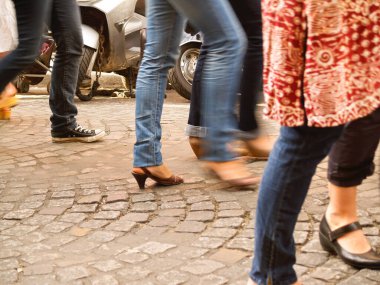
[76,0,146,101]
[168,28,201,100]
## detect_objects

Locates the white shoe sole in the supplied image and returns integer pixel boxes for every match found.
[52,130,106,143]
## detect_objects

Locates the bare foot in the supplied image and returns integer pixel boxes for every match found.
[205,159,260,186]
[132,164,174,179]
[245,135,276,159]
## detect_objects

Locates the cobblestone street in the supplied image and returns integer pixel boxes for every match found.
[0,91,379,285]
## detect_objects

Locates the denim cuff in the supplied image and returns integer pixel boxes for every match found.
[185,124,207,138]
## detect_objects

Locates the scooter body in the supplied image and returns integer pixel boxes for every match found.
[76,0,146,100]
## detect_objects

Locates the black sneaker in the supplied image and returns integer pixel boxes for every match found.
[51,124,105,143]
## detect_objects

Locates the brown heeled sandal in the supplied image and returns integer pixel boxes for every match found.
[131,167,184,189]
[205,161,261,187]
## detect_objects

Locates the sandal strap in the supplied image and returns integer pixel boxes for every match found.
[329,221,362,241]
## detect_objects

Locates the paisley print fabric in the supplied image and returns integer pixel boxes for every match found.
[262,0,380,127]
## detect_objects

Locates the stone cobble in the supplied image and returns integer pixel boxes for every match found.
[0,93,379,284]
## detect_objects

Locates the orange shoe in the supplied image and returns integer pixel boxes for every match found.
[0,83,18,109]
[0,108,12,120]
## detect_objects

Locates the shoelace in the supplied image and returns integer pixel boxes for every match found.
[74,125,92,134]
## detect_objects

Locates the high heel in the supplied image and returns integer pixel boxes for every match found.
[131,172,148,189]
[319,215,380,269]
[131,167,184,189]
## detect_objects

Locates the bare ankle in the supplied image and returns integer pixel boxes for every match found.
[325,207,358,229]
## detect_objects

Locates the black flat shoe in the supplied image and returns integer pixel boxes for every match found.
[319,215,380,269]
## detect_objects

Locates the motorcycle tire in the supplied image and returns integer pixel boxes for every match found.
[76,46,96,101]
[17,78,30,93]
[168,42,200,101]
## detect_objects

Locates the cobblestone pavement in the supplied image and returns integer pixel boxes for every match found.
[0,91,379,285]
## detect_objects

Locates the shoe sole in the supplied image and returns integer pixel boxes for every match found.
[52,131,106,143]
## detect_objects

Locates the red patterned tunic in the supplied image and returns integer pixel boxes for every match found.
[262,0,380,127]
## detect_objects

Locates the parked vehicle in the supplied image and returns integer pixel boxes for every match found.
[168,32,201,100]
[76,0,146,101]
[15,36,55,93]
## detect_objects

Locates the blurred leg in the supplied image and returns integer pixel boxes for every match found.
[169,0,247,161]
[0,0,47,93]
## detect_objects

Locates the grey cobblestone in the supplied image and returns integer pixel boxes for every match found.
[149,216,179,227]
[135,241,176,255]
[190,201,215,211]
[116,250,149,264]
[181,259,225,275]
[175,221,206,233]
[102,201,128,211]
[0,95,378,284]
[3,209,35,220]
[42,221,72,233]
[218,209,245,218]
[156,270,189,285]
[91,259,123,272]
[213,218,244,228]
[93,211,120,220]
[90,275,119,285]
[130,202,157,212]
[186,211,215,222]
[199,274,229,285]
[160,201,187,209]
[70,204,98,213]
[56,265,90,282]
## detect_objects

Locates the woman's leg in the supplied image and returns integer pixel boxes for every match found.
[0,0,48,93]
[325,107,380,254]
[250,125,343,285]
[230,0,262,136]
[186,45,208,158]
[133,0,186,168]
[231,0,275,159]
[169,0,247,162]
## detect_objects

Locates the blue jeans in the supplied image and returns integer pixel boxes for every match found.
[133,0,247,167]
[48,0,82,132]
[250,125,343,284]
[187,0,263,140]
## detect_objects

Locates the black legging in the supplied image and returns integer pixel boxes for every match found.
[0,0,48,93]
[188,0,262,134]
[328,107,380,187]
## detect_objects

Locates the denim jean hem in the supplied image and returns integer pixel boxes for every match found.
[250,274,298,285]
[132,162,163,168]
[50,119,77,133]
[186,124,207,138]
